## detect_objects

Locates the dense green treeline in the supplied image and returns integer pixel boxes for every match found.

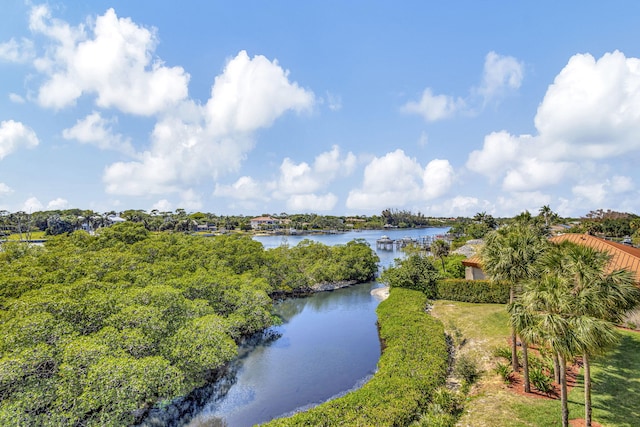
[0,224,378,426]
[263,288,448,426]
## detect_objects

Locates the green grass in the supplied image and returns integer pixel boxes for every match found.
[431,300,510,347]
[431,300,640,427]
[2,231,46,240]
[567,330,640,426]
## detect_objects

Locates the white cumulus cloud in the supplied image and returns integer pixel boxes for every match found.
[466,131,525,180]
[403,51,524,122]
[63,112,135,155]
[346,149,455,210]
[214,176,269,201]
[276,146,355,195]
[29,5,189,115]
[47,198,69,210]
[103,50,315,196]
[535,50,640,158]
[22,196,43,213]
[151,199,173,212]
[467,50,640,201]
[0,120,39,160]
[213,145,354,212]
[9,93,25,103]
[477,51,524,102]
[401,88,465,122]
[206,50,314,135]
[287,193,338,212]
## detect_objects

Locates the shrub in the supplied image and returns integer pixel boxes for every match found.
[379,254,440,298]
[454,353,481,384]
[494,362,513,383]
[530,367,553,393]
[492,346,512,360]
[436,279,509,304]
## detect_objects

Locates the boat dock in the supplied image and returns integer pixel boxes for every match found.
[375,234,447,251]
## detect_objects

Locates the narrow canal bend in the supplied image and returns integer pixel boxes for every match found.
[143,228,449,427]
[186,281,383,427]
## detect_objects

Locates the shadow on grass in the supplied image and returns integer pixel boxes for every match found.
[581,333,640,426]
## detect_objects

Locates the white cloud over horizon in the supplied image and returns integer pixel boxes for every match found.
[467,51,640,210]
[215,145,355,212]
[346,149,455,211]
[103,50,315,196]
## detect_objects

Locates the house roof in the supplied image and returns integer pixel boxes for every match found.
[251,216,276,222]
[461,233,640,283]
[461,255,482,268]
[549,234,640,282]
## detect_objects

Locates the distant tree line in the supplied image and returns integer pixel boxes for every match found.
[380,209,434,228]
[568,209,639,240]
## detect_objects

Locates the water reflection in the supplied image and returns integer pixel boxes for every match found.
[188,282,382,427]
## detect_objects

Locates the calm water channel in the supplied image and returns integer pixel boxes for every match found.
[185,227,449,427]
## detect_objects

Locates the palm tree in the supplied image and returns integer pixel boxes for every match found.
[481,222,548,379]
[431,239,449,272]
[538,205,554,227]
[558,243,640,426]
[518,273,575,427]
[533,241,640,426]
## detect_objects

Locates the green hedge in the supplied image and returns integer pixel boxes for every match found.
[262,288,448,426]
[436,279,509,304]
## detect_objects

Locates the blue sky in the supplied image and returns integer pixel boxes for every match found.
[2,1,640,217]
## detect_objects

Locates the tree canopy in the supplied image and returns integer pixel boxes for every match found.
[0,228,378,426]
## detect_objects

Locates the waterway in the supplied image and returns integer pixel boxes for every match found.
[182,227,449,427]
[254,226,450,268]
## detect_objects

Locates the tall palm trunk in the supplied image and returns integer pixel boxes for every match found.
[510,286,519,371]
[522,341,530,392]
[584,352,592,427]
[511,327,519,371]
[553,353,560,383]
[559,354,569,427]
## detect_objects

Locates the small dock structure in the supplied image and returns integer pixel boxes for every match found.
[375,234,448,251]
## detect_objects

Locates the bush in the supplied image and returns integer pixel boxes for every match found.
[436,279,510,303]
[494,362,513,383]
[530,367,553,393]
[454,353,481,384]
[380,254,440,298]
[492,346,512,360]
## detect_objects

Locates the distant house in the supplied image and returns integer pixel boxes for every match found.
[462,255,485,280]
[108,215,126,224]
[462,234,640,284]
[196,223,216,232]
[250,216,279,230]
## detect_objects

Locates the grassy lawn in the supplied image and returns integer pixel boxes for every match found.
[430,300,640,427]
[2,231,47,240]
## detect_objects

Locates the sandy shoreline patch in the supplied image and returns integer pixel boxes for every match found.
[371,286,390,301]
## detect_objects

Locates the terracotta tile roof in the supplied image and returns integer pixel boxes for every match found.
[549,234,640,283]
[462,234,640,284]
[462,255,482,268]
